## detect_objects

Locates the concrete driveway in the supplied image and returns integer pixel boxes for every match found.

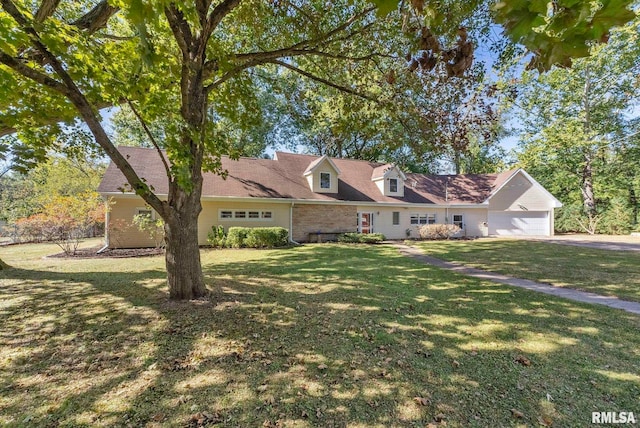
[524,234,640,252]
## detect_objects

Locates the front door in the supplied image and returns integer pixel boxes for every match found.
[358,212,373,234]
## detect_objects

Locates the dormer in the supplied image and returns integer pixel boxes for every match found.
[303,155,341,194]
[372,164,406,197]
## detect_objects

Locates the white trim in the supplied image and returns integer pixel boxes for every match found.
[485,169,562,208]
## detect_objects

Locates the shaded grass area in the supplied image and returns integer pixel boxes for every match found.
[0,242,638,427]
[415,238,640,303]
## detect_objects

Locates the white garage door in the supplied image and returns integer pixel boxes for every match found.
[488,211,550,236]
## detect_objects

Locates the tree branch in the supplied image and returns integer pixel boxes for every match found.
[71,0,119,33]
[34,0,61,23]
[203,5,375,81]
[164,4,193,57]
[206,0,242,37]
[269,59,376,102]
[0,52,70,95]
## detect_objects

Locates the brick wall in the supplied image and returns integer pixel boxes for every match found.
[292,204,357,242]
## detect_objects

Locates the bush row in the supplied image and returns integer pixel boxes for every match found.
[208,226,289,248]
[337,232,386,244]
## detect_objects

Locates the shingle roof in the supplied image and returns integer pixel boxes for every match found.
[371,164,393,180]
[98,147,516,205]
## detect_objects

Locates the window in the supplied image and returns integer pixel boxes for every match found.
[453,214,464,229]
[135,208,154,219]
[320,172,331,189]
[219,209,273,221]
[392,211,400,225]
[410,213,435,225]
[389,178,398,193]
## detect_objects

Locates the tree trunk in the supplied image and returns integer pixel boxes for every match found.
[581,66,597,219]
[630,186,638,226]
[581,151,597,217]
[164,192,207,300]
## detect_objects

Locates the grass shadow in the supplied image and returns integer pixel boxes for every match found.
[0,244,639,426]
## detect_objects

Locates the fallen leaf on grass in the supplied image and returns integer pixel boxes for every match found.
[317,363,328,370]
[187,412,222,427]
[413,396,430,406]
[538,415,554,426]
[452,360,460,368]
[510,408,524,419]
[515,355,531,366]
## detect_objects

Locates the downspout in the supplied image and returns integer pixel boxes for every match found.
[96,196,110,254]
[289,202,300,244]
[445,177,450,224]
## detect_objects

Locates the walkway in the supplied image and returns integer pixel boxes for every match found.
[395,243,640,316]
[513,234,640,252]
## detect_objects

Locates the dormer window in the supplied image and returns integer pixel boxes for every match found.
[371,164,406,197]
[320,172,331,189]
[303,155,341,194]
[389,178,398,193]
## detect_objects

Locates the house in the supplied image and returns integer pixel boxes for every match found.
[98,147,562,248]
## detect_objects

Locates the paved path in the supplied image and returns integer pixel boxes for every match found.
[537,239,640,252]
[395,243,640,316]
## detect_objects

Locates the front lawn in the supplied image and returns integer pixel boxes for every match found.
[415,238,640,303]
[0,242,639,427]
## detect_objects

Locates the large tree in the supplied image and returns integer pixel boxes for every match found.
[514,17,640,233]
[0,0,635,299]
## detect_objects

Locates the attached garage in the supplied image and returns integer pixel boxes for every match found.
[488,211,550,236]
[485,169,562,237]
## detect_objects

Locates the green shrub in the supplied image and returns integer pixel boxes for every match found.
[227,227,289,248]
[245,227,289,248]
[207,225,227,248]
[337,232,360,243]
[359,233,385,244]
[338,232,385,244]
[226,227,251,248]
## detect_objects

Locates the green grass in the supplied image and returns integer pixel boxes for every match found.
[0,241,639,427]
[415,238,640,303]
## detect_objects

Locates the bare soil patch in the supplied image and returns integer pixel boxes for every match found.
[49,246,164,259]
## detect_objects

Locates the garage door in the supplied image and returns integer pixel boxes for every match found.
[488,211,550,236]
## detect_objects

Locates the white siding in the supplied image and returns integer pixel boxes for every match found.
[489,172,555,211]
[356,206,488,239]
